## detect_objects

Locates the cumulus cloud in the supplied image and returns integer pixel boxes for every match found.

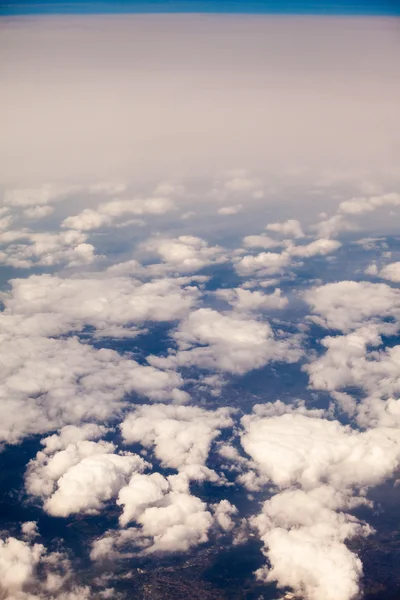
[240,407,400,600]
[63,196,175,231]
[234,250,291,277]
[141,235,227,273]
[26,429,148,518]
[148,308,303,375]
[1,273,201,338]
[0,229,96,268]
[266,219,304,238]
[234,238,340,277]
[3,184,75,208]
[379,261,400,283]
[120,403,234,481]
[217,204,242,215]
[0,531,95,599]
[215,287,288,312]
[312,192,400,239]
[304,280,400,332]
[92,472,215,556]
[338,192,400,216]
[0,335,187,445]
[242,234,283,250]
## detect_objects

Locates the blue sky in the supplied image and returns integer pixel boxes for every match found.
[1,0,400,15]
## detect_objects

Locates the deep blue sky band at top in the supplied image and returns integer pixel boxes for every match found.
[1,0,400,15]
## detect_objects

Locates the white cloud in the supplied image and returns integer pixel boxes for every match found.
[287,238,341,258]
[0,531,94,599]
[120,403,234,481]
[252,487,369,600]
[215,287,288,312]
[63,197,175,231]
[0,335,187,445]
[0,229,96,268]
[148,308,303,375]
[93,473,214,556]
[304,324,400,428]
[3,184,74,207]
[338,192,400,215]
[304,280,400,332]
[242,234,282,249]
[23,206,55,220]
[217,204,242,215]
[234,251,291,277]
[0,214,13,231]
[141,235,227,273]
[266,219,304,238]
[25,427,148,517]
[1,273,200,338]
[379,261,400,283]
[234,238,339,277]
[240,408,400,600]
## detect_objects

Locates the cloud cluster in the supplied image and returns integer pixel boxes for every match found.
[141,235,227,274]
[25,425,148,517]
[234,238,340,277]
[93,472,236,558]
[240,407,400,600]
[63,196,175,231]
[0,229,96,268]
[215,287,288,312]
[0,334,187,445]
[1,273,201,338]
[149,308,303,375]
[120,403,234,481]
[0,530,98,599]
[304,280,400,332]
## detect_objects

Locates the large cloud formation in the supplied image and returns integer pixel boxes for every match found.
[1,13,400,600]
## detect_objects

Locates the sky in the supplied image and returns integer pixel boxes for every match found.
[1,8,400,600]
[1,0,400,15]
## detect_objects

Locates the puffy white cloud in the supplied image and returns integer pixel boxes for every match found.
[287,238,341,258]
[0,335,187,445]
[234,251,291,277]
[217,205,242,215]
[1,273,200,338]
[304,324,400,428]
[0,214,13,231]
[266,219,304,238]
[23,205,55,219]
[338,192,400,215]
[234,238,339,277]
[0,531,94,599]
[312,192,400,239]
[241,410,400,490]
[312,214,357,239]
[0,536,44,595]
[0,230,96,268]
[379,261,400,283]
[304,280,400,332]
[252,487,369,600]
[21,522,39,541]
[93,473,214,556]
[215,287,288,312]
[25,427,148,517]
[148,308,303,375]
[242,234,282,250]
[240,408,400,600]
[141,235,227,273]
[3,185,74,208]
[212,499,238,532]
[63,196,175,231]
[120,403,234,481]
